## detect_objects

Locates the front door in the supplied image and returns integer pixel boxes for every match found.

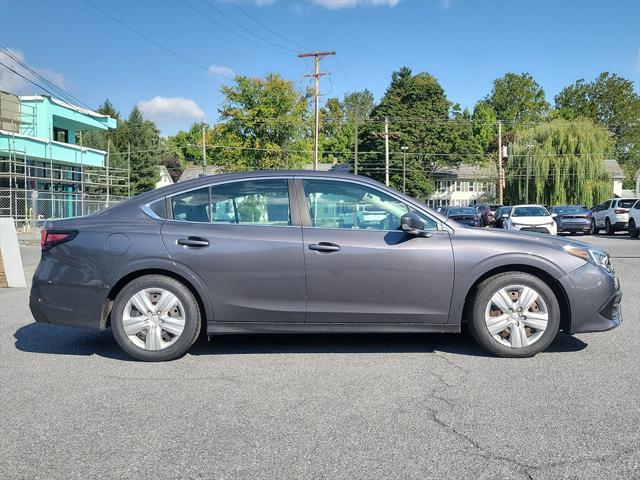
[298,178,454,325]
[161,178,306,323]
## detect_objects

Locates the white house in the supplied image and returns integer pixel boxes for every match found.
[155,165,174,189]
[427,164,496,208]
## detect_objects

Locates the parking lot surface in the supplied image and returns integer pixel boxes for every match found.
[1,234,638,480]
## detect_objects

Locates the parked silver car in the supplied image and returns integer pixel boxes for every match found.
[30,171,622,361]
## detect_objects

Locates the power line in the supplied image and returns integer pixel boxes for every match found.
[227,0,310,51]
[84,0,210,72]
[0,61,60,98]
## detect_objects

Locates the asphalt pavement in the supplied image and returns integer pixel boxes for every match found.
[1,234,638,480]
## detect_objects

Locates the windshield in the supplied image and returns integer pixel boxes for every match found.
[448,207,476,215]
[512,206,549,217]
[553,206,587,214]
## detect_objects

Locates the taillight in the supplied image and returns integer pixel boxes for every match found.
[41,229,78,251]
[614,209,627,214]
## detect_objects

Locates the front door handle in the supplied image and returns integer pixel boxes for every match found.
[177,237,210,248]
[308,242,340,253]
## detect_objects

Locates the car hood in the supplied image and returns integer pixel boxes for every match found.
[509,216,553,225]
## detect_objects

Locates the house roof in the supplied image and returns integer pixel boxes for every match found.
[178,165,225,182]
[302,162,351,173]
[603,159,624,179]
[432,163,496,179]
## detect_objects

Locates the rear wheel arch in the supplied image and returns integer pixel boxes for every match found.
[103,268,210,330]
[461,265,571,334]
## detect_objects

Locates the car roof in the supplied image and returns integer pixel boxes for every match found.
[512,204,547,208]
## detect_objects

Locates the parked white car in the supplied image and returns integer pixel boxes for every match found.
[502,205,557,235]
[628,199,640,238]
[592,198,638,235]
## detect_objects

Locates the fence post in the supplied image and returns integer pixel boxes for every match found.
[31,190,38,243]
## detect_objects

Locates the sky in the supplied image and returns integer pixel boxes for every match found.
[1,0,639,135]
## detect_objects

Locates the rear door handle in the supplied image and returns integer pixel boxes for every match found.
[177,237,210,248]
[308,242,340,253]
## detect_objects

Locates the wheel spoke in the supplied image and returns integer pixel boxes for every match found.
[517,286,539,311]
[145,324,163,350]
[155,291,179,315]
[509,323,528,348]
[486,314,511,335]
[522,312,548,331]
[130,290,155,315]
[160,315,185,336]
[491,288,514,313]
[123,315,149,336]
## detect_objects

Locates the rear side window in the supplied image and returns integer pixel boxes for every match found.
[171,188,210,223]
[211,179,290,226]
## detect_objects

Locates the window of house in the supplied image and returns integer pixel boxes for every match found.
[53,127,69,143]
[469,182,475,192]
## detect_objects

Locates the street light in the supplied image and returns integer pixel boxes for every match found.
[401,146,409,194]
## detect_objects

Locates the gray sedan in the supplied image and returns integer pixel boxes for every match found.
[30,171,622,361]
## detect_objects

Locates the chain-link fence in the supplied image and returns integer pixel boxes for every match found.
[0,188,128,233]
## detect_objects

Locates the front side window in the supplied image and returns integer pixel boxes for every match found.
[302,179,437,231]
[211,179,290,226]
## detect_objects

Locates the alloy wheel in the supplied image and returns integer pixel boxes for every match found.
[484,285,549,348]
[122,288,186,351]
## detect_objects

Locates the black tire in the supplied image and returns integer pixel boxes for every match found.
[592,219,599,235]
[630,219,639,239]
[467,272,561,358]
[111,275,201,361]
[605,218,614,235]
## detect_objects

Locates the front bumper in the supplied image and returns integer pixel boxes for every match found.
[559,263,622,334]
[510,224,556,235]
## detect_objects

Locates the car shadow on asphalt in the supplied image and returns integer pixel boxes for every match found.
[13,323,588,361]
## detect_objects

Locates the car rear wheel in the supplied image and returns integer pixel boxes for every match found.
[468,272,560,358]
[591,219,598,235]
[111,275,201,361]
[630,219,639,238]
[605,218,614,235]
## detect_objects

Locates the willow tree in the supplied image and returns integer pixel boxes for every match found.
[506,119,613,206]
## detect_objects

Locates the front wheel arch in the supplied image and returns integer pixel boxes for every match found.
[461,265,571,334]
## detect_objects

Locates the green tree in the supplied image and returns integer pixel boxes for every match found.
[486,73,550,126]
[555,72,640,187]
[472,100,498,151]
[358,67,483,199]
[213,73,311,171]
[118,106,161,193]
[505,119,613,206]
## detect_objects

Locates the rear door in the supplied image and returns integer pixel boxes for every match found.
[161,178,306,323]
[297,178,454,325]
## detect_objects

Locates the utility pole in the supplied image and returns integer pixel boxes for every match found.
[127,143,131,198]
[298,50,336,170]
[497,120,503,204]
[201,123,207,176]
[401,146,408,193]
[354,107,359,175]
[106,138,110,205]
[384,117,390,186]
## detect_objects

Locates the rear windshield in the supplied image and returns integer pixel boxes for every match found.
[618,199,638,208]
[553,206,587,214]
[512,206,549,217]
[448,207,476,215]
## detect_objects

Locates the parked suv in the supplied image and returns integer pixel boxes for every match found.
[592,198,638,235]
[629,199,640,238]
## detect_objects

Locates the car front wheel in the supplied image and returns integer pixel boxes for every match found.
[468,272,561,358]
[111,275,201,361]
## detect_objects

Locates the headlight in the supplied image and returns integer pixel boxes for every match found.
[564,246,614,273]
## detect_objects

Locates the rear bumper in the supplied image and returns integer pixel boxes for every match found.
[559,263,622,334]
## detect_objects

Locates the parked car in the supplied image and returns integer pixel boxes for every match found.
[440,206,483,227]
[548,205,592,235]
[475,203,503,227]
[629,199,640,238]
[31,171,621,361]
[502,205,557,235]
[494,206,511,229]
[592,198,639,235]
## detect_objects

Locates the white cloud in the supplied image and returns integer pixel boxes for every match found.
[0,47,66,95]
[208,64,235,78]
[137,96,205,133]
[311,0,400,9]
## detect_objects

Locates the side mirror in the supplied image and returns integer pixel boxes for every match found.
[501,213,509,218]
[551,213,558,218]
[401,213,430,237]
